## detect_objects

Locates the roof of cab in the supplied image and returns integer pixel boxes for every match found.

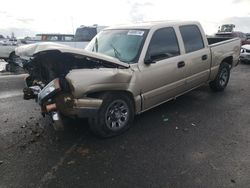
[105,21,200,30]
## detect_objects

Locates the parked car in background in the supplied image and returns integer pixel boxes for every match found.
[16,21,241,137]
[36,34,74,41]
[240,45,250,63]
[25,25,107,49]
[26,34,74,43]
[215,31,250,45]
[0,45,16,61]
[0,59,8,72]
[246,33,250,40]
[0,37,19,62]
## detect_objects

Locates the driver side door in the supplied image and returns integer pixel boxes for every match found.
[138,27,187,111]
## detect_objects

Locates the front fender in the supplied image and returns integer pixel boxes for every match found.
[66,68,133,98]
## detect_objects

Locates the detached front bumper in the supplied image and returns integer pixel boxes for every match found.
[44,97,103,118]
[71,98,103,118]
[24,78,103,120]
[42,93,103,130]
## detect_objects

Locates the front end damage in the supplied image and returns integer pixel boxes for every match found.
[37,79,103,122]
[23,69,106,129]
[24,77,104,130]
[16,42,132,129]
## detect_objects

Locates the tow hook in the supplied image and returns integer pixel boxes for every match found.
[52,111,60,121]
[51,111,64,131]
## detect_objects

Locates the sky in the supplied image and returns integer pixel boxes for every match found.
[0,0,250,38]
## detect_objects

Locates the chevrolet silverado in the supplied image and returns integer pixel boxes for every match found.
[15,21,241,137]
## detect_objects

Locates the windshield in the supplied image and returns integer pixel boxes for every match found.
[85,29,148,63]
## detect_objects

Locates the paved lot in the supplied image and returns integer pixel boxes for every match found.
[0,64,250,188]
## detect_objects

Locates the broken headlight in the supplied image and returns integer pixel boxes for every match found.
[38,78,61,104]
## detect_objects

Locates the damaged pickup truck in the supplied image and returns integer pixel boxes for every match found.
[15,21,241,137]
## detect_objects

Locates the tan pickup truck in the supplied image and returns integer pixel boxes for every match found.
[16,21,241,137]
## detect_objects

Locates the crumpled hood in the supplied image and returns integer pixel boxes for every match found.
[15,42,129,68]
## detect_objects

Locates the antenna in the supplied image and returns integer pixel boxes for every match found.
[71,17,75,34]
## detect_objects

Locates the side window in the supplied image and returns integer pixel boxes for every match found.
[147,27,180,61]
[180,25,204,53]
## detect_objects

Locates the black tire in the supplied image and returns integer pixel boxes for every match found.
[9,63,18,72]
[5,64,10,72]
[8,52,17,64]
[89,92,134,138]
[209,62,230,92]
[240,59,250,64]
[245,60,250,64]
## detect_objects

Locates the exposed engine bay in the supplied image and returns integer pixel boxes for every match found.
[24,51,124,87]
[21,50,127,100]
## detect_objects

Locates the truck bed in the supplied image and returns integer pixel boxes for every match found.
[207,37,233,45]
[208,37,241,81]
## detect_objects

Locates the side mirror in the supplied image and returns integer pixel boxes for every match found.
[144,57,155,65]
[144,53,170,65]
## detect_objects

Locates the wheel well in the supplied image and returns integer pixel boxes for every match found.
[221,56,233,68]
[87,90,136,110]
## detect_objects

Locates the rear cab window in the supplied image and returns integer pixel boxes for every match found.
[179,25,204,53]
[74,27,97,41]
[146,27,180,61]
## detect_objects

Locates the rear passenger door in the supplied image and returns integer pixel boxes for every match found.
[179,25,211,89]
[139,27,186,110]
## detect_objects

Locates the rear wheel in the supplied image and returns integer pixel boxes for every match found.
[89,92,134,138]
[209,62,230,91]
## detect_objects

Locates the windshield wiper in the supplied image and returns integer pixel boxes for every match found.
[110,44,122,61]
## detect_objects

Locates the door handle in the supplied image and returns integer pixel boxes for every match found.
[177,61,185,68]
[202,55,208,61]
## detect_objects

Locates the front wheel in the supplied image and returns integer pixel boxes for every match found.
[89,93,134,138]
[209,62,230,92]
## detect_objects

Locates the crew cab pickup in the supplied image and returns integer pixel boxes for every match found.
[15,21,241,137]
